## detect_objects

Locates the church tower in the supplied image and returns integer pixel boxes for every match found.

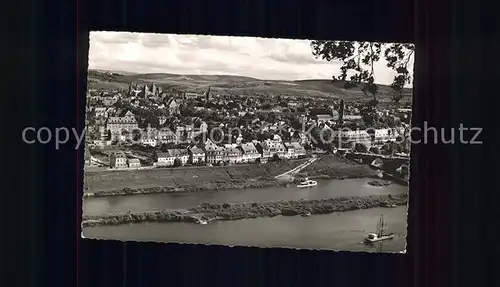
[204,86,211,102]
[151,83,157,96]
[128,82,133,95]
[338,98,345,124]
[142,84,149,97]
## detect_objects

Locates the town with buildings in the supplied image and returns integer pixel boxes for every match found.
[83,34,413,252]
[84,77,412,171]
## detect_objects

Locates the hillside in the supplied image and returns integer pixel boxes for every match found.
[87,70,412,101]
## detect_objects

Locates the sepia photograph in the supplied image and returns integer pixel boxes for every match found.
[82,31,413,253]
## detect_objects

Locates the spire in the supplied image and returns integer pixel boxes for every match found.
[151,83,157,95]
[339,98,345,124]
[205,86,211,101]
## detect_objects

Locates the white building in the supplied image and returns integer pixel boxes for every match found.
[268,135,287,157]
[127,158,141,168]
[158,116,167,126]
[157,129,177,144]
[141,138,157,147]
[165,149,189,165]
[343,115,363,121]
[154,152,175,166]
[179,149,190,165]
[204,139,224,164]
[371,128,397,143]
[284,142,306,159]
[188,147,205,164]
[235,134,243,145]
[239,142,261,163]
[106,111,139,141]
[291,142,307,157]
[94,107,108,118]
[332,130,372,148]
[110,152,128,168]
[223,146,243,164]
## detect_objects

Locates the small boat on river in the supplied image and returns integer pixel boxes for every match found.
[297,178,318,188]
[195,218,208,225]
[364,214,395,243]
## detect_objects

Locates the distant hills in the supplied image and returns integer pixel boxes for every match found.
[87,70,412,101]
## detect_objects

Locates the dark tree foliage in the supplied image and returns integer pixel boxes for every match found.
[271,154,281,162]
[380,141,405,156]
[360,99,379,126]
[132,129,142,141]
[210,128,224,142]
[240,129,256,142]
[380,143,394,156]
[369,146,380,154]
[353,143,368,153]
[257,131,273,142]
[173,158,182,167]
[310,41,414,103]
[160,143,176,151]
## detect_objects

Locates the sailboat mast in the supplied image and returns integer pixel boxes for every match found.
[377,215,381,237]
[377,214,385,237]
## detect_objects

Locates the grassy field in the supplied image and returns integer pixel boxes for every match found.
[87,70,412,101]
[84,159,309,192]
[299,154,377,179]
[84,154,379,194]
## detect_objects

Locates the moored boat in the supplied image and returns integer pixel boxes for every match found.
[364,214,395,243]
[297,178,318,188]
[195,218,208,225]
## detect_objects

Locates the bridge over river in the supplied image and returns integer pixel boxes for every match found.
[345,152,409,174]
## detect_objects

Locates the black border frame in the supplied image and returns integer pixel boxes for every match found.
[9,0,496,286]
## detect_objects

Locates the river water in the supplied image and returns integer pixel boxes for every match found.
[83,206,407,252]
[83,178,407,216]
[82,178,408,252]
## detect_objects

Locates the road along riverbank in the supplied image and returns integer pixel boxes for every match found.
[82,193,408,227]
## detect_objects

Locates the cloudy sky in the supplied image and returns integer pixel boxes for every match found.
[89,31,414,85]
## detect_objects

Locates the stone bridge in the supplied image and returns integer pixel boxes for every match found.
[345,152,410,174]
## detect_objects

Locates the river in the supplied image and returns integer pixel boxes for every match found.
[83,178,407,216]
[82,178,408,252]
[83,206,407,252]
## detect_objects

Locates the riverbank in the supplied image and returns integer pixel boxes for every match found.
[83,206,408,252]
[298,154,378,179]
[367,180,393,187]
[84,178,289,197]
[84,155,379,197]
[82,193,408,227]
[382,173,409,186]
[84,159,308,193]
